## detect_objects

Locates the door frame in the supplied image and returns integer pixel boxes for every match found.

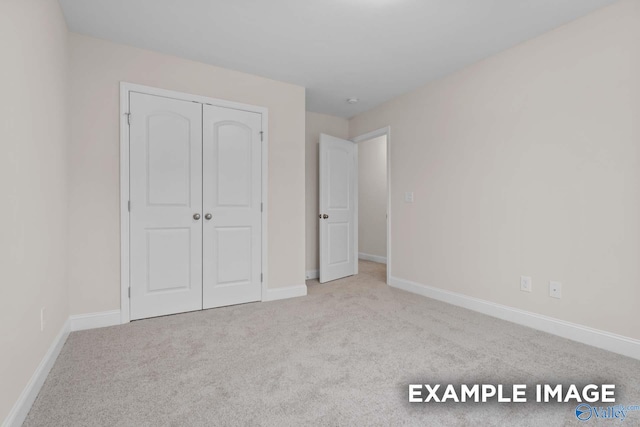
[351,126,391,285]
[119,82,269,324]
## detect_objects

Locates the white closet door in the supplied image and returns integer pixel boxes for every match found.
[129,93,203,320]
[319,133,357,283]
[202,105,262,308]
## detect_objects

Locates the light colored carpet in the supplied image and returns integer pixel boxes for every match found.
[24,261,640,426]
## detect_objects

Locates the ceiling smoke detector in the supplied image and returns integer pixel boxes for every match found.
[346,98,359,104]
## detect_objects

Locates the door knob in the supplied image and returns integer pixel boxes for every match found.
[205,213,212,220]
[323,214,329,219]
[193,213,201,220]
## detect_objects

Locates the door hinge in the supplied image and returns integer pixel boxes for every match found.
[128,287,131,298]
[260,131,264,142]
[261,202,263,212]
[126,112,131,125]
[127,200,130,212]
[261,273,263,283]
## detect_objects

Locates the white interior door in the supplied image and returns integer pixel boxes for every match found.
[129,92,203,320]
[202,105,262,308]
[319,133,357,283]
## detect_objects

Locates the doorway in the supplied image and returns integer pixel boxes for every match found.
[318,127,390,284]
[355,134,388,268]
[353,127,390,284]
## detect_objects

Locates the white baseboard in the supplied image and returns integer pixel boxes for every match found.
[3,319,70,427]
[358,252,387,264]
[263,284,307,302]
[69,310,122,332]
[389,276,640,360]
[306,270,319,280]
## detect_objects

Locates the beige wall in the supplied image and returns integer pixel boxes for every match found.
[305,112,349,274]
[358,135,387,259]
[349,0,640,340]
[0,0,70,421]
[68,33,306,315]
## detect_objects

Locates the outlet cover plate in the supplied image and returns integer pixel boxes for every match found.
[520,276,532,292]
[404,192,414,203]
[549,281,562,299]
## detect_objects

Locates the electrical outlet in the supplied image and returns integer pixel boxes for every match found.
[405,192,414,203]
[549,281,562,299]
[520,276,532,292]
[40,307,45,331]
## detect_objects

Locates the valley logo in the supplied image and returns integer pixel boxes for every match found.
[575,403,640,422]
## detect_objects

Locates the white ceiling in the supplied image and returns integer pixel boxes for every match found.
[58,0,618,118]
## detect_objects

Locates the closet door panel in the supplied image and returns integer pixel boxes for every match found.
[202,105,262,308]
[129,92,203,320]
